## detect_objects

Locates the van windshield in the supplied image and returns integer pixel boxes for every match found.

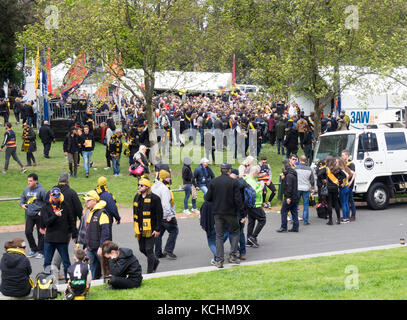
[314,133,356,163]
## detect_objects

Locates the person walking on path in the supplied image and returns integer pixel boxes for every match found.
[243,166,267,248]
[0,122,27,173]
[133,178,163,273]
[341,149,357,221]
[20,173,47,258]
[295,155,314,225]
[49,172,83,280]
[152,170,179,260]
[81,190,111,280]
[40,187,78,281]
[182,157,198,215]
[39,120,55,159]
[205,162,243,268]
[277,155,300,232]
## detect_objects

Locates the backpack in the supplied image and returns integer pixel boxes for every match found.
[32,272,59,300]
[316,200,328,219]
[243,184,257,209]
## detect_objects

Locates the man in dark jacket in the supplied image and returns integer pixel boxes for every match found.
[133,178,163,274]
[193,158,215,196]
[41,187,78,281]
[205,163,243,268]
[284,123,299,159]
[39,120,55,158]
[102,241,142,289]
[277,155,300,233]
[275,116,286,155]
[63,127,81,178]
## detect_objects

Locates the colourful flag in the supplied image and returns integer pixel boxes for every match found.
[46,48,53,96]
[60,53,88,97]
[41,48,49,121]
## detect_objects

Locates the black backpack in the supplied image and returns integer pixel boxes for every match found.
[32,272,59,300]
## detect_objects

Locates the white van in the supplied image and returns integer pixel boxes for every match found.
[312,127,407,210]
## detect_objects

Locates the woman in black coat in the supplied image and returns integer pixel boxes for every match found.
[0,238,32,297]
[102,241,142,289]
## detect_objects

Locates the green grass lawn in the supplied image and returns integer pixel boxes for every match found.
[86,247,407,300]
[0,115,291,225]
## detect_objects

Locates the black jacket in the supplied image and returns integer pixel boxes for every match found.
[199,201,214,233]
[205,173,243,216]
[40,199,78,243]
[0,250,32,297]
[46,184,83,222]
[182,164,194,185]
[283,167,299,202]
[79,132,95,152]
[63,133,80,154]
[317,167,346,192]
[108,248,142,283]
[284,128,299,151]
[39,124,55,144]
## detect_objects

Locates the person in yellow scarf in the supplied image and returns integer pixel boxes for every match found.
[133,178,163,273]
[151,170,178,260]
[0,238,33,298]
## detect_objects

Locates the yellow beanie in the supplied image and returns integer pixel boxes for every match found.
[98,176,107,186]
[139,177,151,188]
[158,170,170,181]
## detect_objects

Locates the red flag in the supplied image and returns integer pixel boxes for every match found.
[46,48,53,95]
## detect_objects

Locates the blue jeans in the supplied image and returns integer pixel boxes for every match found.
[112,156,121,175]
[277,138,285,154]
[199,185,208,196]
[297,190,310,223]
[155,218,179,255]
[43,242,71,281]
[206,229,230,260]
[87,249,101,280]
[82,151,92,174]
[339,186,350,220]
[183,184,197,210]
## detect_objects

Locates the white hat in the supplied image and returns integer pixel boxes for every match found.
[200,157,209,164]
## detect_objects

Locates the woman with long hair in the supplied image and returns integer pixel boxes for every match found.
[317,155,347,225]
[337,157,353,223]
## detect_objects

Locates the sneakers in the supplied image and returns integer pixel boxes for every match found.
[21,168,27,173]
[27,251,37,258]
[228,254,240,264]
[215,260,224,268]
[104,167,111,170]
[239,254,246,260]
[183,209,191,215]
[191,208,200,214]
[35,253,44,259]
[248,236,259,248]
[350,216,356,221]
[165,252,177,260]
[1,170,6,174]
[156,252,167,259]
[210,258,216,266]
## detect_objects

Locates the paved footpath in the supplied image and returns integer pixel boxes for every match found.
[1,203,407,284]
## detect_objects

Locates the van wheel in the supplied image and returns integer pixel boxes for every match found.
[367,183,390,210]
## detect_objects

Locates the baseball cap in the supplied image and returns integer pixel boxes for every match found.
[83,190,100,202]
[220,162,232,170]
[50,187,61,199]
[231,168,239,175]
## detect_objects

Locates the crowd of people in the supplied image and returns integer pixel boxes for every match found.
[0,87,357,299]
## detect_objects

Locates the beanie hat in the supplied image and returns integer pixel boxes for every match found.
[98,176,108,186]
[158,170,170,181]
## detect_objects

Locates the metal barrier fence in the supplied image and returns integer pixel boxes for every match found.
[0,182,283,202]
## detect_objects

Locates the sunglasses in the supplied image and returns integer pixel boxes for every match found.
[138,184,146,187]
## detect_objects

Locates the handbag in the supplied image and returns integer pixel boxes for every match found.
[320,183,328,196]
[129,164,145,177]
